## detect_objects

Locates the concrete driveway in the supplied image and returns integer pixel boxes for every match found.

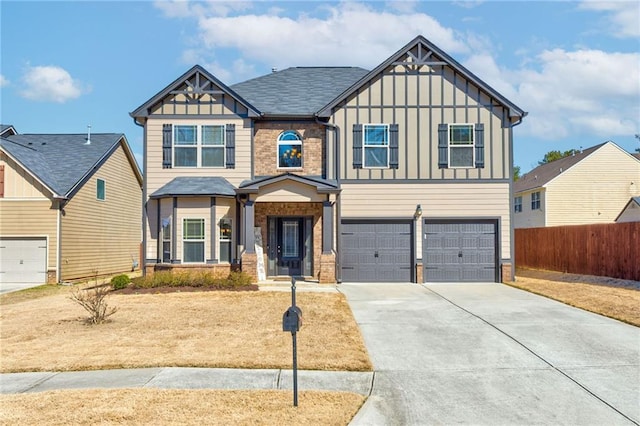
[340,282,640,425]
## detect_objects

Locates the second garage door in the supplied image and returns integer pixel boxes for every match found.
[341,221,413,282]
[423,220,497,282]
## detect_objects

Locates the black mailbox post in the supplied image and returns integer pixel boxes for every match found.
[282,277,302,406]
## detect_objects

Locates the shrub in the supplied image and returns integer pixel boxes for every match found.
[110,274,131,290]
[69,285,118,324]
[130,270,255,290]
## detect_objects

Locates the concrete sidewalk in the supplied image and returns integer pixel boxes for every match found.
[0,367,373,395]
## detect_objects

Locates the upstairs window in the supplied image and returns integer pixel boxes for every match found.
[278,130,302,169]
[531,191,541,210]
[438,123,484,169]
[364,124,389,168]
[448,124,474,168]
[96,179,106,201]
[514,196,522,213]
[174,125,225,168]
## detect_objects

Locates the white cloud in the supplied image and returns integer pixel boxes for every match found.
[0,74,8,87]
[385,0,419,13]
[155,1,467,82]
[579,1,640,38]
[512,48,640,140]
[20,65,88,103]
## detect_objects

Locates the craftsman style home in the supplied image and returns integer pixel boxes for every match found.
[0,125,142,285]
[514,141,640,228]
[131,35,526,283]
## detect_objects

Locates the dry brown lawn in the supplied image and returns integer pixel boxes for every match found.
[508,268,640,327]
[0,287,372,373]
[0,389,365,425]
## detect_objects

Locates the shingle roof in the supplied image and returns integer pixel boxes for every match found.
[231,67,369,116]
[0,124,17,137]
[514,143,606,193]
[149,177,236,198]
[238,173,339,194]
[0,133,126,197]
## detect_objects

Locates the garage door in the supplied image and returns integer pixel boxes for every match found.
[423,220,497,282]
[0,237,47,284]
[341,221,413,282]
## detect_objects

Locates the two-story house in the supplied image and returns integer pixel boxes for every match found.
[131,35,526,284]
[0,125,142,286]
[514,141,640,229]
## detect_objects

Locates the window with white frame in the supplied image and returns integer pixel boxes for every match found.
[448,124,474,167]
[277,130,302,169]
[364,124,389,168]
[183,218,205,263]
[174,125,225,168]
[96,179,106,200]
[514,196,522,213]
[531,191,541,210]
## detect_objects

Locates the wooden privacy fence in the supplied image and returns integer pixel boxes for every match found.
[515,222,639,281]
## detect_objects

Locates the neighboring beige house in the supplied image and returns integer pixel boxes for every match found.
[131,35,526,283]
[615,197,640,223]
[514,141,640,228]
[0,125,143,285]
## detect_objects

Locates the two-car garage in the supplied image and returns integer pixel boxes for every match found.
[0,237,48,285]
[340,219,498,283]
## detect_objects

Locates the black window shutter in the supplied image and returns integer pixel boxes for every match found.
[162,124,172,169]
[225,124,235,169]
[389,124,399,169]
[438,123,448,169]
[353,124,363,169]
[474,123,485,168]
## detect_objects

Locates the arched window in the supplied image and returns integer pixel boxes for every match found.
[277,130,302,169]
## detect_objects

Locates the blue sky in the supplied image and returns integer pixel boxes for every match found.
[1,0,639,173]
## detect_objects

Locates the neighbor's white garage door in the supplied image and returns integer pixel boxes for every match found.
[0,237,47,284]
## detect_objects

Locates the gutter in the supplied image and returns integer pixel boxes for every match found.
[315,116,343,283]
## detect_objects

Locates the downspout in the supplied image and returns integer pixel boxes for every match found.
[56,198,66,283]
[315,116,343,283]
[133,117,147,276]
[508,112,527,281]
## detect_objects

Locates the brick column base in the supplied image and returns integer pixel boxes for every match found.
[319,253,337,284]
[501,262,513,283]
[241,253,258,282]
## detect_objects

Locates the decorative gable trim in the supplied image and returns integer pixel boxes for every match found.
[317,35,526,120]
[130,65,261,121]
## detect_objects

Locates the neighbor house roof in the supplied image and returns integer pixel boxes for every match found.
[514,143,606,193]
[230,67,369,117]
[0,133,141,198]
[149,177,236,198]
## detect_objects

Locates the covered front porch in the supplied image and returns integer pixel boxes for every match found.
[238,173,340,284]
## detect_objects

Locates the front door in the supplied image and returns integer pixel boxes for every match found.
[267,217,313,277]
[276,218,303,276]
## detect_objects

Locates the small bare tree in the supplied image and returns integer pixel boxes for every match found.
[70,285,118,324]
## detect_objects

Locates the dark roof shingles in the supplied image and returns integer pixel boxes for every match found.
[0,133,122,196]
[231,67,369,116]
[150,177,236,198]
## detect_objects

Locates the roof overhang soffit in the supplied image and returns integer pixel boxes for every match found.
[237,174,340,195]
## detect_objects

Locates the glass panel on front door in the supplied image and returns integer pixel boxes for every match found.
[282,221,299,257]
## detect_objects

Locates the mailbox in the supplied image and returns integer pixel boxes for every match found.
[282,306,303,332]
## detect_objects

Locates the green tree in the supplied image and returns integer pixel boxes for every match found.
[513,165,521,181]
[538,149,581,165]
